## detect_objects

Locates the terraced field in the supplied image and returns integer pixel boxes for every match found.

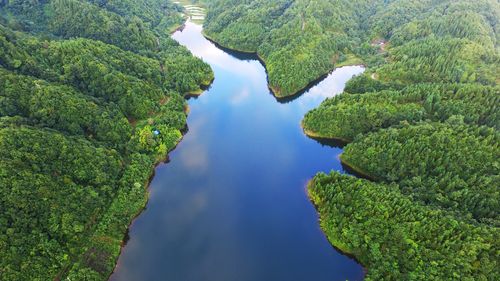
[175,1,206,23]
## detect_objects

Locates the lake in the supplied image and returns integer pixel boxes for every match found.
[110,21,365,281]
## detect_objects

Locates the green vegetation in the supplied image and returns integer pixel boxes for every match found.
[1,0,498,280]
[0,0,213,280]
[310,172,499,280]
[342,123,499,225]
[205,0,500,278]
[303,83,499,141]
[297,0,500,279]
[204,0,499,97]
[203,0,372,97]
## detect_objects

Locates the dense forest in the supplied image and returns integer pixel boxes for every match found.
[205,0,500,280]
[1,0,499,280]
[0,1,213,280]
[310,172,499,280]
[204,0,499,97]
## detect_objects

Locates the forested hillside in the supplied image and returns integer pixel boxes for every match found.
[310,171,499,280]
[204,0,499,97]
[0,1,213,280]
[204,0,499,279]
[301,1,500,280]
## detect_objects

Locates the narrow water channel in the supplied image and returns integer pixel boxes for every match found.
[110,21,365,281]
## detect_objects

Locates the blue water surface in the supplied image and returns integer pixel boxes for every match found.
[110,22,365,281]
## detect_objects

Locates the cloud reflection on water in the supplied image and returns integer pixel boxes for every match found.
[111,21,366,281]
[172,23,264,87]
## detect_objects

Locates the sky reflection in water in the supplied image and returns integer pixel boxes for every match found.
[110,22,365,281]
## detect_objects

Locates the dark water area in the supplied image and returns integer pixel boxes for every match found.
[110,22,365,281]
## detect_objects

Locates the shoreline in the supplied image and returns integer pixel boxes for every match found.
[202,30,364,101]
[205,26,370,277]
[301,125,351,145]
[301,126,376,181]
[339,156,377,181]
[300,118,376,180]
[306,180,368,277]
[109,19,366,281]
[185,76,215,98]
[107,128,185,280]
[273,62,365,102]
[106,26,212,278]
[106,89,208,280]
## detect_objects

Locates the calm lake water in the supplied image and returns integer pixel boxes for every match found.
[110,22,365,281]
